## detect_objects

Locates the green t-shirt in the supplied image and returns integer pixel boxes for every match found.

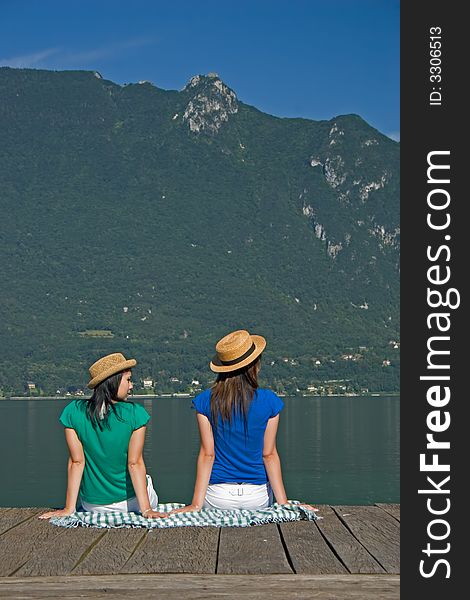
[59,400,150,504]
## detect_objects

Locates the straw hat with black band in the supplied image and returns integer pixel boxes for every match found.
[210,329,266,373]
[87,353,137,389]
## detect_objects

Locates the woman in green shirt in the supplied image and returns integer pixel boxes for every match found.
[40,353,167,519]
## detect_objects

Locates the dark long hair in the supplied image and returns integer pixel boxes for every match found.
[86,371,125,429]
[210,357,260,428]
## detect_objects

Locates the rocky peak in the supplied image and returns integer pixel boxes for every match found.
[182,73,238,134]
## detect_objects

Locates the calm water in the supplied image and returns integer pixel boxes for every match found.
[0,396,399,507]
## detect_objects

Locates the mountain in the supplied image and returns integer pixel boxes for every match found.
[0,67,399,395]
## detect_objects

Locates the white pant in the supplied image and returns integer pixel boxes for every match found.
[81,475,159,513]
[203,482,273,510]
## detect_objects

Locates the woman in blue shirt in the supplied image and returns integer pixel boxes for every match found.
[173,329,313,512]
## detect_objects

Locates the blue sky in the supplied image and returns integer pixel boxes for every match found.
[0,0,399,139]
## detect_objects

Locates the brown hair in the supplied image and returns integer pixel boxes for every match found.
[210,357,260,427]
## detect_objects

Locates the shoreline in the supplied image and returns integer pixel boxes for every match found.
[1,391,400,401]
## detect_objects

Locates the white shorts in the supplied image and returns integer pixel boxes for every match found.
[80,474,158,513]
[203,482,273,510]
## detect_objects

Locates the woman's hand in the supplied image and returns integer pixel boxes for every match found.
[38,508,75,519]
[169,504,201,515]
[142,509,169,519]
[292,502,319,512]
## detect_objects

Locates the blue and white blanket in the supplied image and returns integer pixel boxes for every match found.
[50,501,318,529]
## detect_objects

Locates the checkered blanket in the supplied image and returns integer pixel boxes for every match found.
[49,501,318,528]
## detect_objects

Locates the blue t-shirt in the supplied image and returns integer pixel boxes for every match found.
[192,388,284,485]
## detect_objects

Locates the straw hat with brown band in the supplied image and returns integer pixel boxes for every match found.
[209,329,266,373]
[87,352,137,389]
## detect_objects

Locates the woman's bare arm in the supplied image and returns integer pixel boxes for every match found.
[171,413,215,513]
[263,415,318,511]
[262,415,288,504]
[39,428,85,518]
[128,426,167,518]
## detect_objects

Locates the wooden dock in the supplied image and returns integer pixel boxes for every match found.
[0,504,399,598]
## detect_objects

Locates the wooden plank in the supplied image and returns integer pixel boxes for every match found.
[279,520,347,574]
[333,506,400,573]
[0,517,65,576]
[15,526,105,577]
[217,524,292,574]
[121,527,219,574]
[0,508,43,536]
[72,528,146,575]
[376,503,400,522]
[0,506,401,579]
[315,505,385,574]
[0,574,400,599]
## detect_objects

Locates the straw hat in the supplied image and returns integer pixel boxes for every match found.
[87,353,137,389]
[210,329,266,373]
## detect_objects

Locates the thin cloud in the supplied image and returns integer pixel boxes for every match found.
[0,38,157,71]
[387,131,400,142]
[60,37,157,66]
[0,48,60,68]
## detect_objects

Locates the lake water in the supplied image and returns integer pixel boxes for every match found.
[0,395,399,507]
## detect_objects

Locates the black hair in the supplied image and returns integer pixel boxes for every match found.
[85,371,125,429]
